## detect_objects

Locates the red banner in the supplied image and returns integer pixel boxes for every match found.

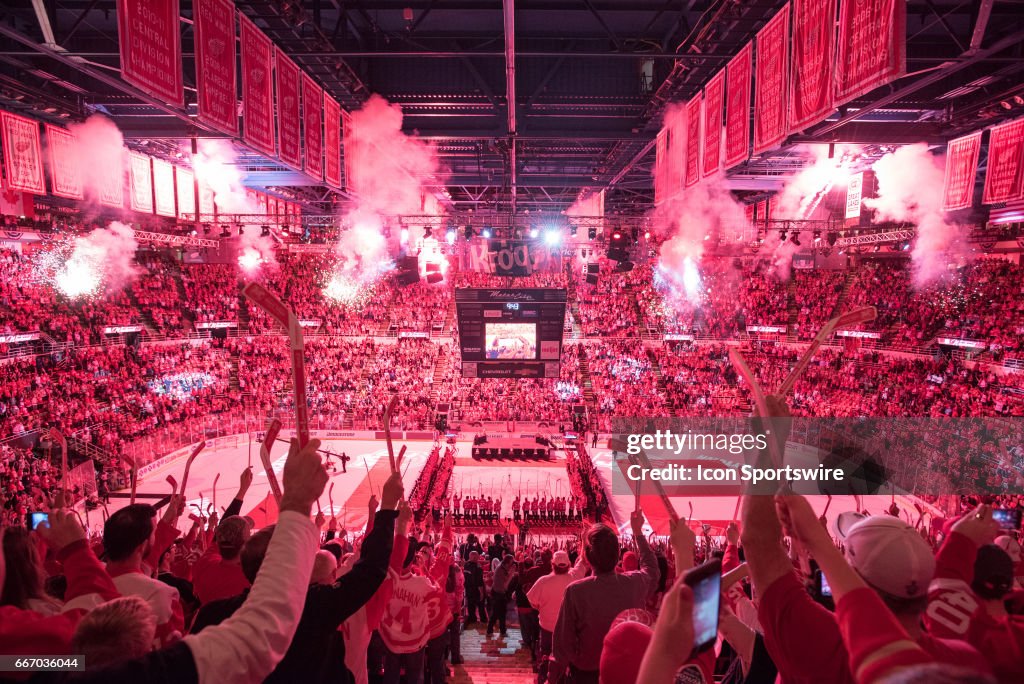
[942,132,981,212]
[128,152,154,213]
[257,192,268,216]
[982,119,1024,205]
[198,177,215,217]
[323,95,342,189]
[790,0,836,132]
[342,110,355,193]
[45,125,83,200]
[302,74,324,180]
[753,5,790,155]
[654,129,668,204]
[702,70,725,178]
[835,0,906,104]
[724,43,753,169]
[275,49,302,170]
[98,153,124,208]
[116,0,183,106]
[0,111,45,195]
[684,96,702,187]
[152,157,176,217]
[240,15,276,157]
[194,0,237,135]
[176,167,195,218]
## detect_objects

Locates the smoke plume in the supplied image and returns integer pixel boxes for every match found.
[53,221,139,299]
[66,114,125,204]
[865,144,965,288]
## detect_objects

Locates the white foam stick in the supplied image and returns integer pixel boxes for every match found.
[609,438,679,523]
[383,395,399,473]
[777,306,877,397]
[260,419,284,504]
[49,429,68,496]
[179,441,206,500]
[328,482,335,516]
[243,282,311,447]
[728,347,784,471]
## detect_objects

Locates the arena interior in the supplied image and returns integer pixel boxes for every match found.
[0,1,1023,683]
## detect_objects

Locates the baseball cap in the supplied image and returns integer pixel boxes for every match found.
[994,535,1021,564]
[833,510,867,541]
[552,550,570,567]
[215,516,250,551]
[843,515,935,599]
[599,620,652,684]
[972,544,1014,600]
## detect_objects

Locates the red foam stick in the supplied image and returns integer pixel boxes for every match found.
[609,438,679,523]
[777,306,877,396]
[260,419,284,504]
[243,282,310,447]
[166,475,178,495]
[129,458,139,505]
[212,473,221,512]
[383,395,399,473]
[179,441,206,500]
[48,429,68,496]
[728,347,784,470]
[328,482,335,516]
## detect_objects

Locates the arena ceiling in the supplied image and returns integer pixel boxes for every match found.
[1,0,1023,213]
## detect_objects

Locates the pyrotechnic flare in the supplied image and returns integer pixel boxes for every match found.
[40,221,139,299]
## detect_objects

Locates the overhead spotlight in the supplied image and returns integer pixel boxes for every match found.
[570,225,578,237]
[400,228,409,243]
[612,232,622,240]
[464,225,474,239]
[779,230,788,242]
[261,225,270,237]
[424,226,434,239]
[644,231,651,240]
[900,241,911,251]
[1014,95,1024,106]
[588,227,597,240]
[529,228,540,239]
[813,230,822,243]
[873,245,881,253]
[827,232,838,246]
[482,228,492,238]
[791,232,801,246]
[544,229,561,246]
[446,228,457,245]
[1001,101,1013,110]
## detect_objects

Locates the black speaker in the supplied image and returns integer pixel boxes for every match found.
[397,270,420,286]
[586,263,599,275]
[614,261,635,273]
[585,274,598,285]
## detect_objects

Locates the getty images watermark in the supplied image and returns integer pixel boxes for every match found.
[608,417,1024,497]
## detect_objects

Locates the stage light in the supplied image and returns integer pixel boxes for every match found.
[827,232,838,246]
[482,228,492,238]
[424,226,433,238]
[814,230,822,243]
[464,225,474,239]
[544,230,561,246]
[446,228,457,245]
[644,231,651,240]
[400,228,409,243]
[791,232,801,247]
[529,228,540,238]
[779,230,788,242]
[612,232,622,240]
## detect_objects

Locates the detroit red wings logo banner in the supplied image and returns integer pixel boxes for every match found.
[194,0,237,135]
[753,5,790,155]
[702,70,725,178]
[240,15,276,157]
[982,118,1024,205]
[1,111,45,194]
[275,49,302,170]
[302,74,324,181]
[128,152,154,213]
[323,95,342,189]
[45,124,83,200]
[942,132,981,211]
[790,0,836,132]
[724,43,752,169]
[835,0,906,104]
[116,0,183,106]
[684,95,702,187]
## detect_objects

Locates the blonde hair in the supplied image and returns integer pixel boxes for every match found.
[71,596,157,666]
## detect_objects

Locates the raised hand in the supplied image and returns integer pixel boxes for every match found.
[161,493,186,525]
[238,466,254,495]
[950,504,998,546]
[775,494,831,554]
[37,509,87,551]
[280,438,329,515]
[725,521,740,546]
[630,509,646,539]
[397,499,413,534]
[380,471,405,511]
[368,494,379,515]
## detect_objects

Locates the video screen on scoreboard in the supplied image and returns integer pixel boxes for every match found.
[456,289,566,378]
[485,323,537,359]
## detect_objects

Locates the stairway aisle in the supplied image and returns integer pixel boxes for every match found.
[452,623,537,684]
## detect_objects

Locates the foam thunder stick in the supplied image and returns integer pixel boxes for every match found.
[260,419,284,504]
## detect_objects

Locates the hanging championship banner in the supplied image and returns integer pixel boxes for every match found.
[240,14,276,157]
[942,131,981,211]
[665,107,685,195]
[257,192,268,216]
[275,49,302,170]
[176,167,195,219]
[753,5,790,155]
[129,152,154,213]
[194,0,237,135]
[654,129,668,204]
[845,172,864,219]
[198,177,215,217]
[724,43,753,169]
[302,74,324,180]
[323,95,342,189]
[116,0,183,106]
[982,118,1024,205]
[790,0,836,132]
[835,0,906,104]
[0,111,45,194]
[45,125,83,200]
[152,158,176,217]
[98,151,125,208]
[341,110,356,193]
[684,95,702,187]
[702,70,725,178]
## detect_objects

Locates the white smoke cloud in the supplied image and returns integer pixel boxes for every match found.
[865,144,966,288]
[66,114,125,205]
[52,221,139,299]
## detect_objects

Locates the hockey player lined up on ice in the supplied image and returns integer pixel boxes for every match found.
[512,495,521,521]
